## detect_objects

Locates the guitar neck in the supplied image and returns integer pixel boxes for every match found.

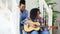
[40,26,58,29]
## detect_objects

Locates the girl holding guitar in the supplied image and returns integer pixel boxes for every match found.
[23,8,45,34]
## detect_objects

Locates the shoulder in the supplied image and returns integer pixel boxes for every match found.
[24,17,31,21]
[25,9,28,12]
[25,10,28,12]
[26,17,30,20]
[24,10,28,15]
[38,17,44,21]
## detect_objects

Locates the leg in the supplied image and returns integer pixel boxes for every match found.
[31,31,38,34]
[20,29,22,34]
[20,24,23,34]
[40,30,50,34]
[23,31,28,34]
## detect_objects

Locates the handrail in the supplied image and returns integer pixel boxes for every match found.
[39,0,52,34]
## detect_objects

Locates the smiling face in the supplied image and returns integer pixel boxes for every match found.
[36,11,40,18]
[19,4,26,11]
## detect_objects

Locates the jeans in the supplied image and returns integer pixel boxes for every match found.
[24,31,38,34]
[20,24,23,34]
[40,30,50,34]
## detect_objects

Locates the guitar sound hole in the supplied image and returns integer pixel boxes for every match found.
[34,25,38,28]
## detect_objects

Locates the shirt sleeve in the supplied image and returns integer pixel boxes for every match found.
[21,17,28,24]
[21,17,29,26]
[20,10,28,24]
[26,10,28,18]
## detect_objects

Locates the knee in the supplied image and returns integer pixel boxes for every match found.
[31,31,38,34]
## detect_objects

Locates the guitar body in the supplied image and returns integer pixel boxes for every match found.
[24,20,40,32]
[24,25,40,32]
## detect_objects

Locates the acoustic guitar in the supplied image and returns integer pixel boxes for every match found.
[24,20,40,32]
[24,20,58,32]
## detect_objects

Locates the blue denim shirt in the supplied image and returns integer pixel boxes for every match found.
[20,10,28,24]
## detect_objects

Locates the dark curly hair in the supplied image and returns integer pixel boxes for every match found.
[30,8,40,21]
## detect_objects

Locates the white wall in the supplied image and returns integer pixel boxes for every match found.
[26,0,38,16]
[0,0,20,34]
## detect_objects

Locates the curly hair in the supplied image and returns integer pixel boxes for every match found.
[30,8,40,21]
